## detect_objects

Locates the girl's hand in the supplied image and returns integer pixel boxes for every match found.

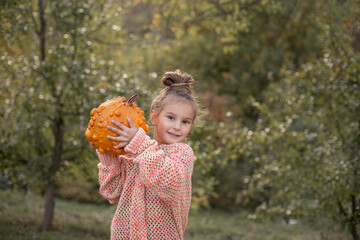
[106,118,138,149]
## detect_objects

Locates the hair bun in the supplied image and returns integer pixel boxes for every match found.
[161,70,194,94]
[161,70,194,86]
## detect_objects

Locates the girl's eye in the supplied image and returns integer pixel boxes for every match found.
[183,120,190,125]
[167,116,174,120]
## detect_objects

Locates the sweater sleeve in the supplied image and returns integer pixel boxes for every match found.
[124,127,155,155]
[133,142,194,205]
[97,150,126,204]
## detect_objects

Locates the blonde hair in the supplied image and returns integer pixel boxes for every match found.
[151,70,198,120]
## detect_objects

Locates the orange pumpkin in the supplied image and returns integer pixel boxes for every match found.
[85,94,149,155]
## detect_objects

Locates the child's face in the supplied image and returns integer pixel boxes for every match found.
[151,99,195,145]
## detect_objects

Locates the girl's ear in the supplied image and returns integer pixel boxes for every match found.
[150,110,158,126]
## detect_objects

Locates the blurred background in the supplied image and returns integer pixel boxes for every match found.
[0,0,359,239]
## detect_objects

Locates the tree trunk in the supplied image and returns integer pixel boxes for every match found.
[40,182,55,229]
[349,195,359,240]
[350,226,359,240]
[36,0,56,230]
[38,0,46,61]
[350,121,360,240]
[35,0,63,230]
[39,111,64,229]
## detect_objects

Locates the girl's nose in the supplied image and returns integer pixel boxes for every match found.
[173,121,181,130]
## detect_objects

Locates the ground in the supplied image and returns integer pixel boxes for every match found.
[0,190,347,240]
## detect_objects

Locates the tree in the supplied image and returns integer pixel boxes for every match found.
[244,2,360,237]
[0,0,143,229]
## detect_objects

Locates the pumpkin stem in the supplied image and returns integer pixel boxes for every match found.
[124,94,138,106]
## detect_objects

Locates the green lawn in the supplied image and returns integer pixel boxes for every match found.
[0,190,347,240]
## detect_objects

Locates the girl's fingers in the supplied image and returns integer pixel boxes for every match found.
[106,125,123,135]
[106,135,127,148]
[114,142,127,149]
[107,135,127,142]
[127,118,136,128]
[110,120,127,130]
[105,119,135,150]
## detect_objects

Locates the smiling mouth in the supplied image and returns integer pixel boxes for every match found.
[168,132,180,138]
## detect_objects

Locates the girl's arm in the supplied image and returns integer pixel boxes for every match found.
[97,151,126,204]
[97,118,140,204]
[125,128,195,204]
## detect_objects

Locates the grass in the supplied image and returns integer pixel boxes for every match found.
[0,189,112,240]
[0,189,347,240]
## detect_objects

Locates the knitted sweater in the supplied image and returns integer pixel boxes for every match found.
[97,128,194,240]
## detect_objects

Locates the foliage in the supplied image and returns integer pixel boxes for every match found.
[128,0,331,120]
[0,0,155,188]
[0,0,152,228]
[171,0,360,238]
[243,8,360,238]
[189,119,244,209]
[1,0,359,238]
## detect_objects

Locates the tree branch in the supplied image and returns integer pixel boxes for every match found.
[329,99,348,148]
[338,200,348,217]
[37,0,46,61]
[29,2,40,35]
[61,140,87,162]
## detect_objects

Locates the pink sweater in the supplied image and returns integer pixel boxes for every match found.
[97,128,194,240]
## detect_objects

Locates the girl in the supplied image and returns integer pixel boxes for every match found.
[95,70,198,240]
